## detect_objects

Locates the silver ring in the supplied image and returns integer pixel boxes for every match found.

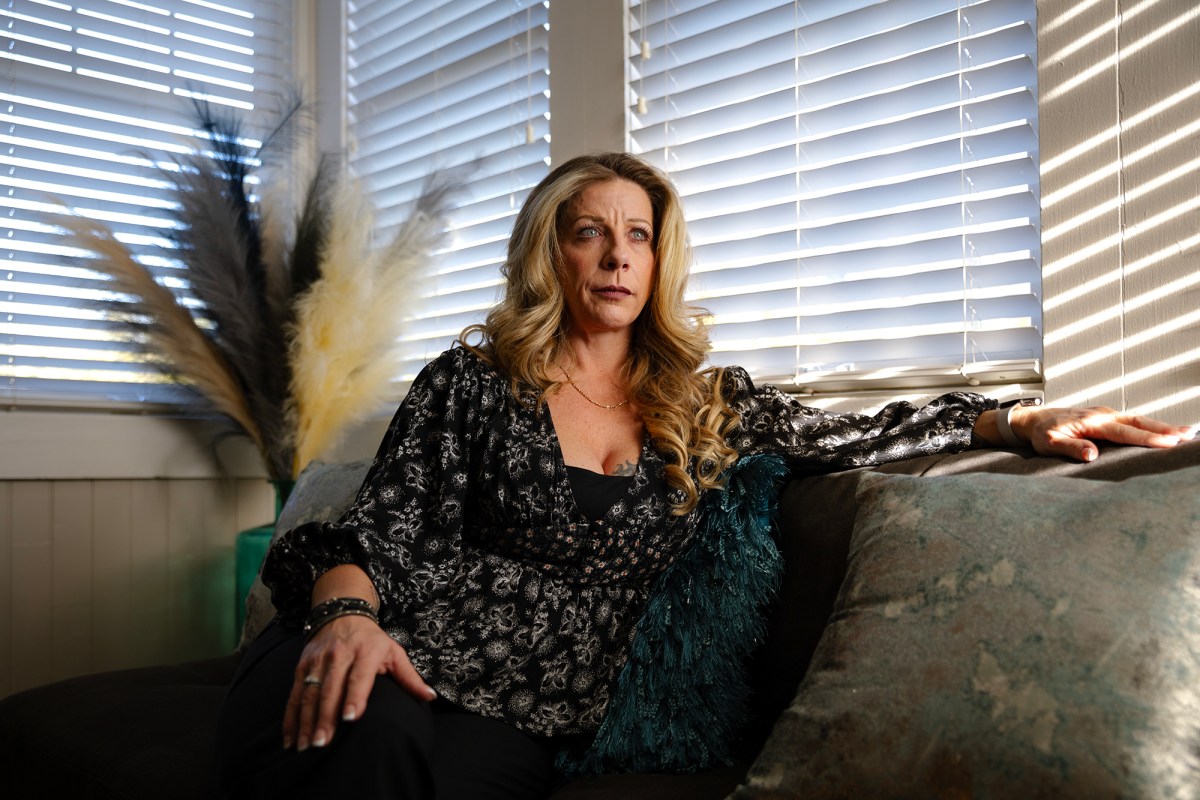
[303,675,323,688]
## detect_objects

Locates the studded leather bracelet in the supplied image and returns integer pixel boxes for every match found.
[303,597,379,642]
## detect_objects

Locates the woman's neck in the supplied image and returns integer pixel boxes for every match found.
[561,328,633,378]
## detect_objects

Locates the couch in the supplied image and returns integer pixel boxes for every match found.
[2,440,1198,799]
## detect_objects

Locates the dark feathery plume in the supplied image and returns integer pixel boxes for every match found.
[288,154,336,302]
[165,159,291,478]
[187,92,308,305]
[188,99,260,297]
[156,98,310,480]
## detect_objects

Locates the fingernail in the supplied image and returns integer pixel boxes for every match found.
[427,687,438,700]
[312,731,327,748]
[1083,448,1097,461]
[342,705,357,722]
[297,737,309,752]
[282,735,293,750]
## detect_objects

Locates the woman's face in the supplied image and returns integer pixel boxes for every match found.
[558,178,657,339]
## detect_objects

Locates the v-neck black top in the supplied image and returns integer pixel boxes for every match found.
[565,466,637,523]
[263,346,994,737]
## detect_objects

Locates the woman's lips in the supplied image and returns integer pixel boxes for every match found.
[594,285,632,298]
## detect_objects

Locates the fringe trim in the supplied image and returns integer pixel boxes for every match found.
[558,453,788,776]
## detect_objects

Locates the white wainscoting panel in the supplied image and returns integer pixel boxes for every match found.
[0,477,274,698]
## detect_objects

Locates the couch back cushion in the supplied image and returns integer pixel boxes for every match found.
[239,459,371,648]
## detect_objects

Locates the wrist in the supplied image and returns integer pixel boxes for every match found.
[997,398,1041,448]
[312,564,381,610]
[973,398,1041,448]
[303,597,380,642]
[995,403,1024,447]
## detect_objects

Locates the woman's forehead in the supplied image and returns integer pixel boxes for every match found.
[565,178,653,218]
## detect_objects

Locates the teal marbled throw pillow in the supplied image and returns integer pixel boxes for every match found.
[736,465,1200,800]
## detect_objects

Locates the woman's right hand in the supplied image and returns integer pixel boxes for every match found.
[282,613,437,751]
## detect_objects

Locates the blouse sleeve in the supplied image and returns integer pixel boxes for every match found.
[262,348,479,629]
[721,366,997,475]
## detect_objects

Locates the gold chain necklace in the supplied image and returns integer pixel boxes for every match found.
[562,368,630,410]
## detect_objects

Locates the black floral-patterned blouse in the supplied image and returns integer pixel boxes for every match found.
[263,346,995,737]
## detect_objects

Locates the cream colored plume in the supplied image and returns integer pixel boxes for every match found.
[288,174,445,475]
[59,213,266,453]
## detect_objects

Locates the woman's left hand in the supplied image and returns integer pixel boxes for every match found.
[999,405,1196,461]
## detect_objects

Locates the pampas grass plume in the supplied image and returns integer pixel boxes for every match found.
[288,174,447,475]
[47,99,450,484]
[59,213,266,453]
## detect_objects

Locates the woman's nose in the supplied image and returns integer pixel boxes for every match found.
[604,243,631,270]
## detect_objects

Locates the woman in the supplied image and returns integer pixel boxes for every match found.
[216,153,1193,799]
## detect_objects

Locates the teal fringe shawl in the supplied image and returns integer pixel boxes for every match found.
[558,453,788,776]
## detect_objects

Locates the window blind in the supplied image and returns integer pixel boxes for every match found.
[629,0,1041,392]
[345,0,550,383]
[0,0,293,407]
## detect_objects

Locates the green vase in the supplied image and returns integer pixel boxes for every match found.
[235,480,294,637]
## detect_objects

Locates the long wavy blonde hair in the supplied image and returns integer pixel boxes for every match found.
[460,152,739,514]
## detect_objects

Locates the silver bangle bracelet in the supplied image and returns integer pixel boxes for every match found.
[996,403,1025,448]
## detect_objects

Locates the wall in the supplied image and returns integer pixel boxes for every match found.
[0,475,272,697]
[2,0,1197,701]
[0,412,275,697]
[1040,0,1200,422]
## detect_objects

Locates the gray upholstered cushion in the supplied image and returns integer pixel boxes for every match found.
[736,460,1200,799]
[747,441,1200,727]
[238,458,372,648]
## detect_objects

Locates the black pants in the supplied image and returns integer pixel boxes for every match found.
[216,622,561,800]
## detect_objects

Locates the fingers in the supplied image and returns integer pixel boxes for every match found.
[386,651,439,703]
[340,657,377,723]
[1120,414,1192,437]
[281,667,306,750]
[282,635,351,752]
[289,646,356,752]
[296,667,323,751]
[1044,428,1098,462]
[281,617,435,753]
[310,653,353,749]
[1113,415,1196,445]
[1023,406,1196,462]
[337,641,436,729]
[1083,413,1187,450]
[288,659,332,752]
[283,661,325,751]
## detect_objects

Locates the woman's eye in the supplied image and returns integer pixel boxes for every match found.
[578,226,600,238]
[631,228,652,242]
